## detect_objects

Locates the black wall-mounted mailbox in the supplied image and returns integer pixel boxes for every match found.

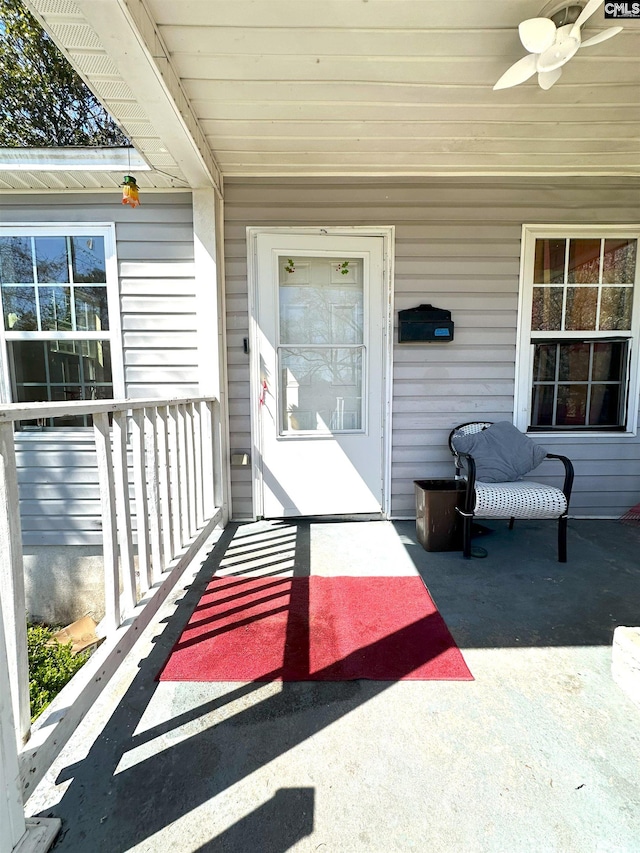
[398,304,454,343]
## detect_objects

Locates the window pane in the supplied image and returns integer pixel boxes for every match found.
[592,341,625,382]
[532,287,563,330]
[49,342,81,383]
[602,239,636,284]
[534,239,565,283]
[34,237,69,283]
[39,286,72,331]
[75,286,109,331]
[559,342,590,381]
[589,385,623,426]
[71,236,106,283]
[531,384,554,427]
[15,384,49,403]
[82,340,112,383]
[279,346,363,432]
[532,343,556,381]
[0,237,34,283]
[10,341,47,384]
[565,286,597,331]
[567,239,600,284]
[531,341,627,430]
[599,287,633,331]
[557,384,588,426]
[2,286,37,330]
[9,340,113,429]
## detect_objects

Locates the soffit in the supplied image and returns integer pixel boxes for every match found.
[19,1,640,180]
[20,0,215,191]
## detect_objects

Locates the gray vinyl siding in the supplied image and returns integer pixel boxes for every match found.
[224,176,640,520]
[1,192,197,545]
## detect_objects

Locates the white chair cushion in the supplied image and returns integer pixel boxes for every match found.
[474,480,567,520]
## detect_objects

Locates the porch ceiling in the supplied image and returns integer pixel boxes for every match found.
[19,0,640,184]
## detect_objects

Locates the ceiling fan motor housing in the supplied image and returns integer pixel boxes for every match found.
[540,2,586,26]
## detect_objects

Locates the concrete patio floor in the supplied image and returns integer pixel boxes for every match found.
[27,517,640,852]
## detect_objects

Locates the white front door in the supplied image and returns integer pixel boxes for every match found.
[250,231,389,518]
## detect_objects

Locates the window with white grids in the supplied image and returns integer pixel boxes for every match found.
[0,225,123,428]
[516,226,640,434]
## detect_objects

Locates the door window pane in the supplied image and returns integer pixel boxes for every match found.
[279,256,363,345]
[279,347,363,432]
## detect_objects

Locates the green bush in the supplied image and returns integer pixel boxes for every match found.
[27,625,89,721]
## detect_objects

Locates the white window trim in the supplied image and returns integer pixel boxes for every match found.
[0,223,124,429]
[515,224,640,438]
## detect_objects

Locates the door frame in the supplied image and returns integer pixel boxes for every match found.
[247,226,395,520]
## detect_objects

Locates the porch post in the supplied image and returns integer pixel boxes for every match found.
[193,189,230,523]
[0,594,26,853]
[0,422,30,744]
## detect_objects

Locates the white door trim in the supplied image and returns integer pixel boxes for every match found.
[247,225,395,519]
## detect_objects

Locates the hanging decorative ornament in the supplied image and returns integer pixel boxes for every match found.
[121,175,140,208]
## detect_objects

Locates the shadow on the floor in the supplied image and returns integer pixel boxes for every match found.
[398,517,640,649]
[191,788,314,853]
[44,520,447,852]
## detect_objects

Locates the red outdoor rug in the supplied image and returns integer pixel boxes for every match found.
[158,575,472,682]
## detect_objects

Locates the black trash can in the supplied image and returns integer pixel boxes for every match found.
[414,479,465,552]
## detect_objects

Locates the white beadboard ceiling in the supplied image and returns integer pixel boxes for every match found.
[17,0,640,186]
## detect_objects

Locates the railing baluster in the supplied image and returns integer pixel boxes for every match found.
[185,403,197,537]
[212,399,224,512]
[132,409,152,595]
[193,401,204,530]
[112,411,136,613]
[0,422,30,745]
[144,407,163,584]
[200,400,215,519]
[177,404,190,546]
[168,405,182,551]
[93,411,120,632]
[157,406,173,567]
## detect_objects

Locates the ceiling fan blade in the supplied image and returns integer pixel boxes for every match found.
[538,67,562,89]
[518,17,556,53]
[570,0,604,37]
[493,53,538,90]
[580,26,623,47]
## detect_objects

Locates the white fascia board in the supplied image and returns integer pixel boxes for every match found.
[0,147,150,172]
[74,0,222,193]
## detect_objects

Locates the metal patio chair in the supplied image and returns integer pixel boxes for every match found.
[448,421,574,562]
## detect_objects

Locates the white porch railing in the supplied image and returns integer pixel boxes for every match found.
[0,396,226,853]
